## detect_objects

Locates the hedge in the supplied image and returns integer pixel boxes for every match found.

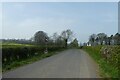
[2,45,64,65]
[83,45,120,78]
[100,46,120,68]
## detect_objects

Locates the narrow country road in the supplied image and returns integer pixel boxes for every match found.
[3,49,100,78]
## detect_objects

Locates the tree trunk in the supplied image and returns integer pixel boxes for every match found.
[65,39,67,48]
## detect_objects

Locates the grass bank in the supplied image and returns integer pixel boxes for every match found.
[82,45,119,78]
[2,48,65,73]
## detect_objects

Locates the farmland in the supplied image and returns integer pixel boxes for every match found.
[1,2,120,79]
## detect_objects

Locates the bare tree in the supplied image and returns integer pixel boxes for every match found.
[61,29,73,48]
[97,33,107,45]
[89,34,96,46]
[52,32,59,44]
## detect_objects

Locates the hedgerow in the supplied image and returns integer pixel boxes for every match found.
[100,46,120,68]
[83,45,120,78]
[2,45,64,65]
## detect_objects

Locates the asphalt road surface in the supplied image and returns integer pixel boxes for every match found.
[3,49,100,78]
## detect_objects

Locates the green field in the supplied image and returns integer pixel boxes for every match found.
[2,42,34,46]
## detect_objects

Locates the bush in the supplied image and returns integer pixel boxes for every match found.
[83,45,119,78]
[100,46,120,68]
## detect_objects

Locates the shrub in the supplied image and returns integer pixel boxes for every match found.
[100,46,120,68]
[83,45,120,78]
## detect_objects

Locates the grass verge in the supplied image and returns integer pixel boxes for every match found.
[82,46,119,78]
[2,48,65,73]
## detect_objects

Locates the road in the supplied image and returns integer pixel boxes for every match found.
[3,49,100,78]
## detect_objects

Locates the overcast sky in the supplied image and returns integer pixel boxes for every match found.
[2,2,118,43]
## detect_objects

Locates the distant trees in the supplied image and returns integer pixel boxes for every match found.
[106,35,113,45]
[61,29,73,47]
[69,38,79,48]
[113,33,120,45]
[33,29,74,48]
[88,33,120,46]
[52,32,59,44]
[2,31,120,47]
[1,39,33,44]
[2,29,75,48]
[97,33,107,45]
[51,32,65,47]
[89,34,97,46]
